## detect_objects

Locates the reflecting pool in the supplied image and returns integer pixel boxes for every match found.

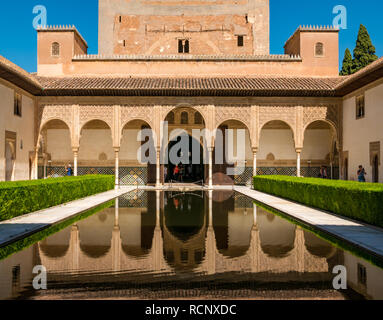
[0,190,382,300]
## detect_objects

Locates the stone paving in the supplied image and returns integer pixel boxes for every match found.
[0,187,135,247]
[234,186,383,259]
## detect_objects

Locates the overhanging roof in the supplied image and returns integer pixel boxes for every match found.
[0,55,42,95]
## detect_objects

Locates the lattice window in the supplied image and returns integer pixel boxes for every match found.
[14,92,22,117]
[181,112,189,125]
[52,42,60,57]
[166,111,175,124]
[194,112,203,125]
[315,42,324,56]
[356,95,365,119]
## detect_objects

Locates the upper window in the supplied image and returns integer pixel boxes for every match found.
[51,42,60,57]
[178,39,189,54]
[194,112,203,125]
[14,92,22,117]
[315,42,324,56]
[181,112,189,125]
[237,35,244,47]
[356,95,365,119]
[166,111,175,125]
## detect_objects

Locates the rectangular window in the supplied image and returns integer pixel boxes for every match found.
[178,39,190,54]
[357,263,367,286]
[237,35,244,47]
[14,92,22,117]
[356,95,365,119]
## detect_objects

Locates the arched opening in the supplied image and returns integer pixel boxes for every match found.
[213,120,252,185]
[120,120,156,185]
[302,120,337,179]
[304,231,335,259]
[165,132,204,183]
[79,120,114,176]
[258,120,296,176]
[38,119,72,178]
[163,107,206,184]
[373,155,379,183]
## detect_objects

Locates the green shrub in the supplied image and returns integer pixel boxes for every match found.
[0,175,115,221]
[253,175,383,228]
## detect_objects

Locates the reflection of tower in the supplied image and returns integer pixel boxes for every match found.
[294,226,305,273]
[111,198,121,272]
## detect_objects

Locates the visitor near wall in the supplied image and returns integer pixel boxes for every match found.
[357,165,367,182]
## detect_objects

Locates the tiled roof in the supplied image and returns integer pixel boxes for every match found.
[37,76,344,97]
[335,57,383,95]
[0,55,42,94]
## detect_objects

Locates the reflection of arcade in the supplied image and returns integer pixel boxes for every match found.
[162,192,206,270]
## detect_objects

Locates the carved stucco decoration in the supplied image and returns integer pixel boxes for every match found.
[79,105,114,130]
[214,105,252,130]
[120,105,155,129]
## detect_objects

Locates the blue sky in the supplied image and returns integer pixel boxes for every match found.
[0,0,382,72]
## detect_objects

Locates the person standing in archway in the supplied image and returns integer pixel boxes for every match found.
[66,164,73,177]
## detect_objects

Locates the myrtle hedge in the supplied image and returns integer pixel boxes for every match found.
[253,175,383,228]
[0,175,115,222]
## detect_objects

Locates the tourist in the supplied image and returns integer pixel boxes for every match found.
[357,165,367,182]
[320,166,328,179]
[173,165,180,181]
[66,164,73,176]
[164,166,168,183]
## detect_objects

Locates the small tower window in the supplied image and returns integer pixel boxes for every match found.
[52,42,60,57]
[119,16,122,23]
[315,42,324,56]
[356,95,365,119]
[178,39,190,54]
[237,35,244,47]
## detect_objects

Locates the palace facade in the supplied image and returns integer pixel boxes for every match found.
[0,0,382,185]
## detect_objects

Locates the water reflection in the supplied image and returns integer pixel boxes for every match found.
[0,190,382,300]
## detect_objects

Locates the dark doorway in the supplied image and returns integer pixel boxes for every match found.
[373,155,379,183]
[165,134,204,183]
[344,158,348,181]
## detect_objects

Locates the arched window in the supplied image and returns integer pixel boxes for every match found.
[315,42,324,56]
[181,112,189,125]
[52,42,60,57]
[166,111,175,125]
[194,112,203,125]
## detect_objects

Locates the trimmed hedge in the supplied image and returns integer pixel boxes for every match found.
[253,175,383,228]
[0,175,115,222]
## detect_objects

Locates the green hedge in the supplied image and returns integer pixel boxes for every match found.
[253,175,383,228]
[0,175,115,222]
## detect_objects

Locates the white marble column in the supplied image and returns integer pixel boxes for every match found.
[296,149,302,177]
[33,148,39,180]
[252,148,258,177]
[73,148,79,177]
[114,148,120,188]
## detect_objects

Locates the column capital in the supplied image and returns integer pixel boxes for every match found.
[72,147,79,153]
[114,147,120,153]
[295,148,303,154]
[252,147,258,154]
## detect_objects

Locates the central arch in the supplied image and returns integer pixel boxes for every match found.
[163,107,206,184]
